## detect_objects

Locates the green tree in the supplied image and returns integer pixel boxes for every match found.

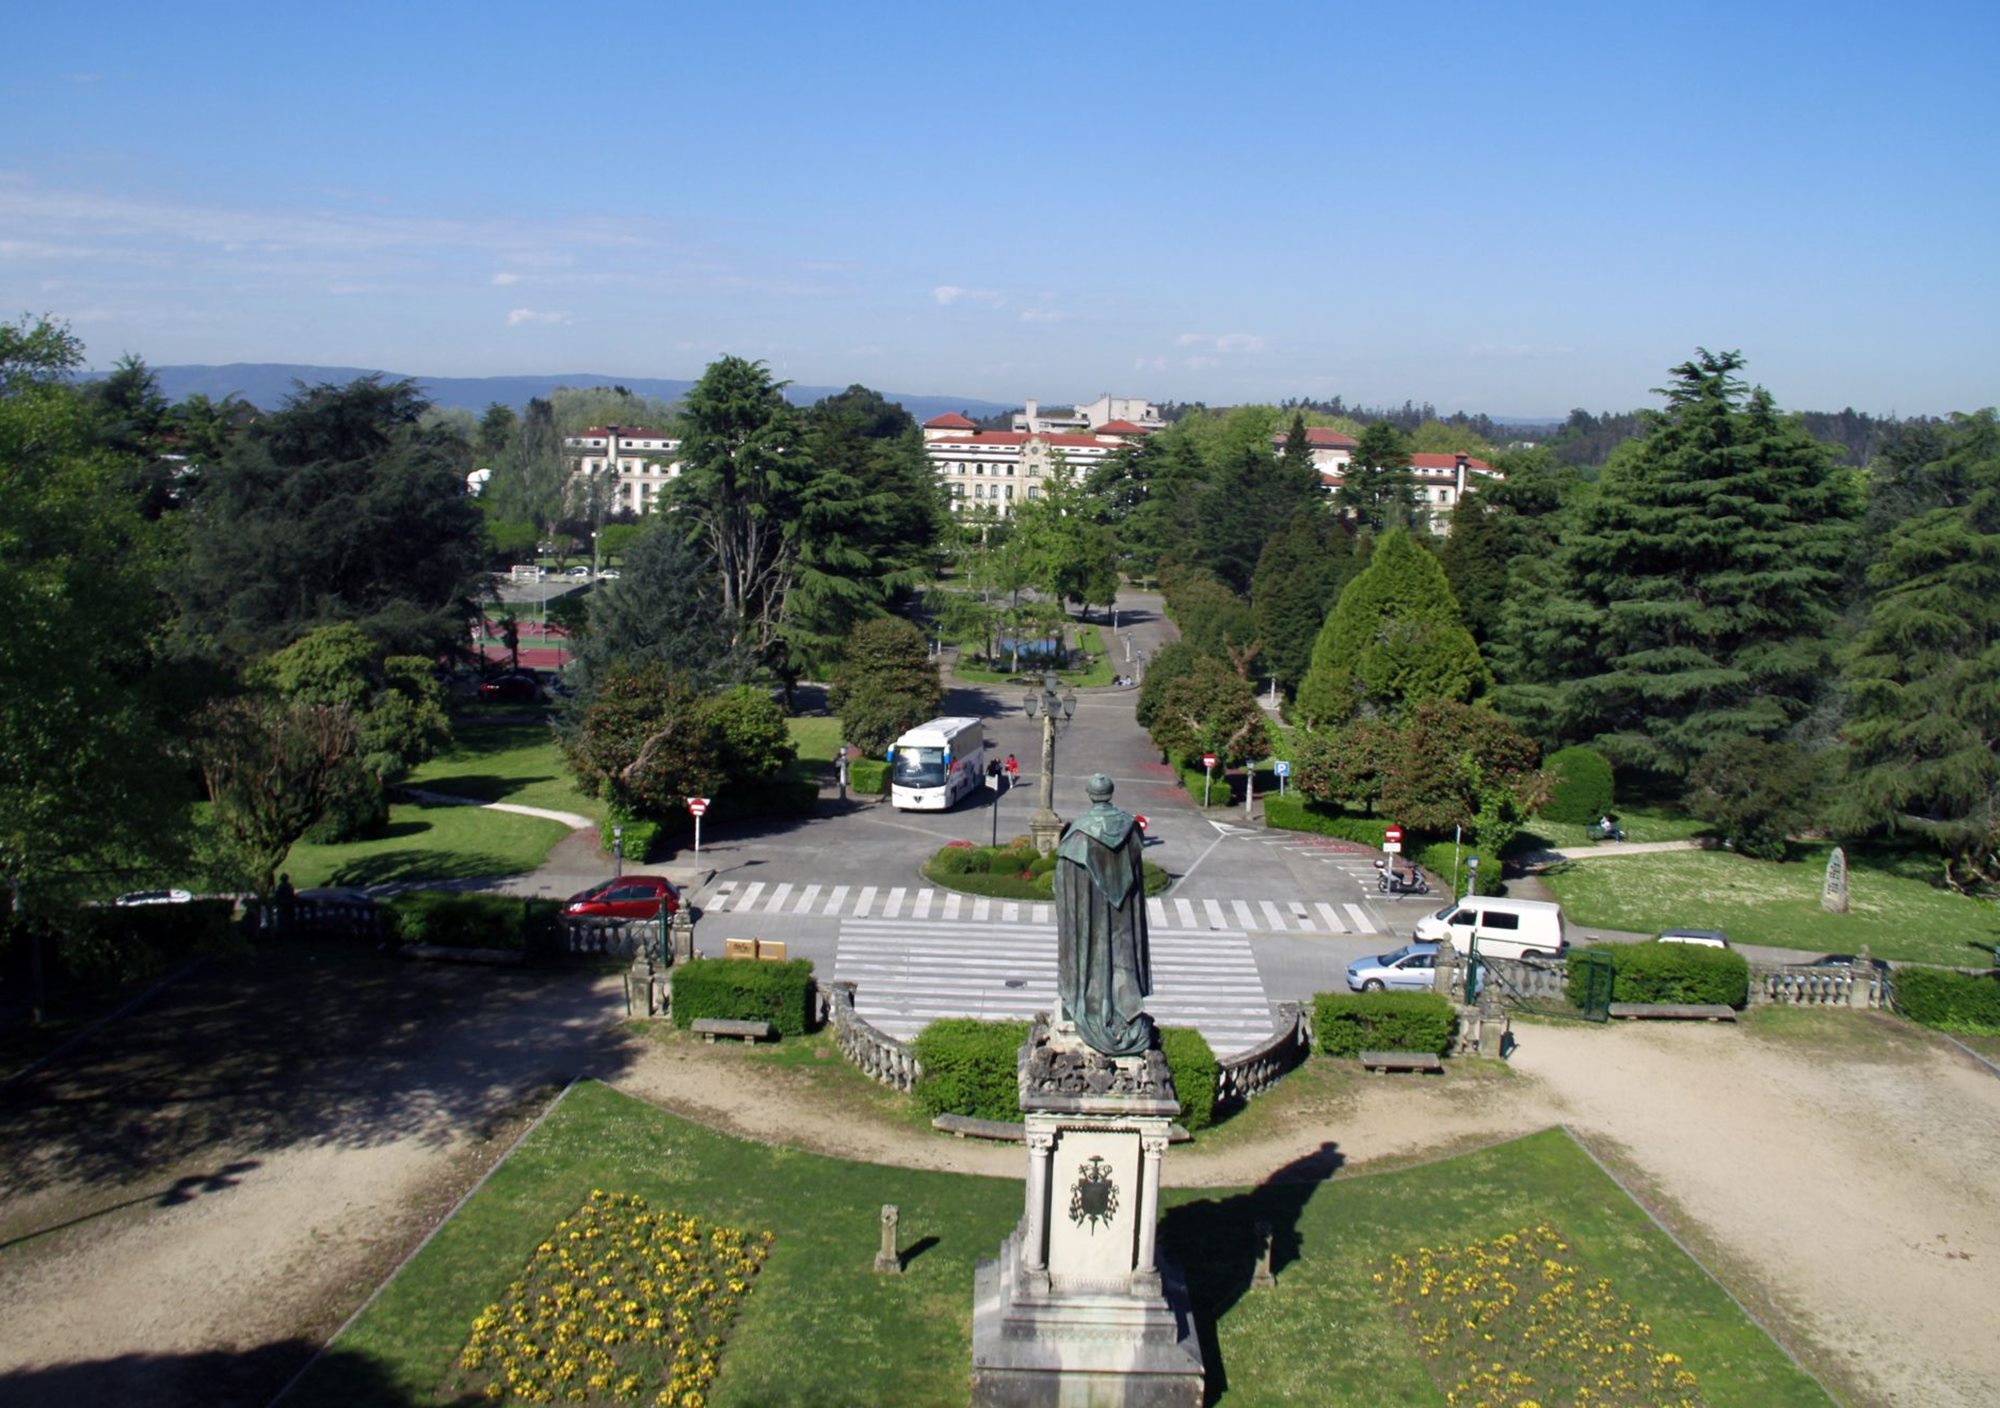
[1252,509,1357,695]
[1146,656,1270,768]
[1496,351,1856,780]
[1194,436,1320,595]
[562,663,726,819]
[1291,718,1398,813]
[1688,735,1817,861]
[481,395,568,528]
[477,402,518,461]
[178,378,487,659]
[1841,410,2000,887]
[1295,529,1487,726]
[1439,448,1577,648]
[484,517,541,565]
[828,617,942,755]
[195,696,362,895]
[1135,638,1202,732]
[0,318,186,918]
[1338,422,1415,531]
[566,524,739,700]
[1376,700,1546,847]
[699,685,798,788]
[1082,427,1207,580]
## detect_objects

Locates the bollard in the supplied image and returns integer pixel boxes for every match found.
[875,1204,902,1274]
[1252,1219,1276,1289]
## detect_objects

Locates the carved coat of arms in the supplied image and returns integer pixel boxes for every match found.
[1068,1155,1120,1233]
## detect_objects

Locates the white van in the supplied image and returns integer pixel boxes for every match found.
[1414,896,1569,961]
[889,716,985,810]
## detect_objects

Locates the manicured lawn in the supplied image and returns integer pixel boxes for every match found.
[1511,805,1717,851]
[280,798,571,890]
[282,1081,1828,1408]
[406,723,603,822]
[1542,845,2000,966]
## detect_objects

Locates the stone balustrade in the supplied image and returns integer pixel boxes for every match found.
[827,981,923,1092]
[560,917,664,962]
[1214,1003,1309,1108]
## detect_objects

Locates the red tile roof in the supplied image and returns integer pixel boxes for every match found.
[1092,419,1151,435]
[1410,453,1493,471]
[1272,427,1358,449]
[923,412,978,429]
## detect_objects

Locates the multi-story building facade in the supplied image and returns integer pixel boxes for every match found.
[1009,395,1165,435]
[562,425,682,515]
[922,414,1144,518]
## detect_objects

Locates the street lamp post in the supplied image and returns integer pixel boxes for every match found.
[1021,670,1076,855]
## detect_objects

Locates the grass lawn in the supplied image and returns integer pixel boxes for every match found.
[282,1081,1828,1408]
[1510,805,1717,851]
[280,798,571,890]
[406,723,603,822]
[1542,845,2000,966]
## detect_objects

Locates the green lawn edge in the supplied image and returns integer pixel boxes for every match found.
[281,1080,1830,1408]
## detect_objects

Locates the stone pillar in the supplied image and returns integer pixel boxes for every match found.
[1132,1133,1167,1296]
[1848,945,1874,1009]
[669,907,695,963]
[1434,938,1459,1001]
[1251,1219,1276,1290]
[1021,1130,1054,1292]
[875,1205,902,1275]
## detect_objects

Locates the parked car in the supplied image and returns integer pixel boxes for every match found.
[480,671,543,702]
[597,569,621,580]
[563,875,681,921]
[1346,942,1441,992]
[1413,896,1569,960]
[115,888,193,906]
[1656,928,1730,949]
[562,564,592,580]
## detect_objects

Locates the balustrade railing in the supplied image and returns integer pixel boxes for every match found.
[560,917,664,962]
[827,981,923,1092]
[1214,1002,1309,1108]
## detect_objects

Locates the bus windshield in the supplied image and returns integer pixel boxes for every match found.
[893,746,948,787]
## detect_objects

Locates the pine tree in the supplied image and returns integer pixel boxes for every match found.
[1252,509,1357,695]
[1496,350,1856,780]
[1337,421,1415,531]
[1295,528,1486,726]
[1842,411,2000,888]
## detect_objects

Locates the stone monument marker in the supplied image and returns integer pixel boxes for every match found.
[1822,846,1849,914]
[971,773,1206,1407]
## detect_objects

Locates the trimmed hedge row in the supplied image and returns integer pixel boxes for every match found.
[1894,966,2000,1033]
[38,899,238,987]
[671,957,815,1036]
[389,892,564,955]
[847,758,890,796]
[909,1019,1226,1130]
[601,816,662,865]
[1313,991,1457,1057]
[1567,942,1750,1008]
[924,844,1171,900]
[1412,841,1503,897]
[1262,797,1392,847]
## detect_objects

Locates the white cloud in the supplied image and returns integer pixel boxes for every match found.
[1176,331,1268,354]
[506,308,572,326]
[934,284,1003,307]
[1019,308,1069,324]
[491,271,521,286]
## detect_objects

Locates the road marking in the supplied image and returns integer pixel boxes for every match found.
[1260,901,1287,930]
[1203,899,1226,928]
[1345,903,1373,933]
[1032,904,1050,925]
[1175,898,1196,927]
[1315,902,1345,933]
[767,883,793,913]
[734,881,764,913]
[913,888,934,919]
[1147,898,1165,925]
[855,885,876,917]
[1002,902,1020,923]
[944,892,962,920]
[792,884,819,915]
[823,885,849,916]
[884,886,906,918]
[1230,900,1256,928]
[974,898,991,922]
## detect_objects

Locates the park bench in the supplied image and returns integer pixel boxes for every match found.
[931,1113,1193,1143]
[691,1017,775,1044]
[1358,1050,1446,1075]
[1608,1002,1738,1022]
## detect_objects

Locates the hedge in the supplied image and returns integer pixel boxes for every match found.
[601,816,661,865]
[1412,841,1502,897]
[1177,760,1236,808]
[1312,991,1457,1058]
[389,892,564,955]
[1894,966,2000,1033]
[671,957,816,1037]
[1541,746,1616,826]
[47,898,237,987]
[1568,942,1750,1008]
[847,758,890,795]
[1160,1026,1219,1131]
[1262,797,1391,847]
[913,1019,1029,1120]
[923,844,1170,900]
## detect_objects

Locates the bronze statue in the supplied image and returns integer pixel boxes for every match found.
[1054,773,1155,1056]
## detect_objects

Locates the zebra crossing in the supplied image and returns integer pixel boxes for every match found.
[832,916,1276,1057]
[699,878,1380,936]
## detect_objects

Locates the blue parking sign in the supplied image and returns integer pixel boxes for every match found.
[1273,760,1291,777]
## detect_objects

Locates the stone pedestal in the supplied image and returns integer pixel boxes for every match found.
[971,1021,1205,1407]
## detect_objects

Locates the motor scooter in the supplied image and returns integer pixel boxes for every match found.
[1373,858,1432,896]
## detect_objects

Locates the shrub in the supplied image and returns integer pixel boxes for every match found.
[671,957,815,1037]
[930,844,981,875]
[1540,746,1615,825]
[55,898,236,987]
[1312,991,1457,1057]
[1412,841,1502,897]
[1571,942,1750,1008]
[1261,797,1391,847]
[1160,1026,1219,1131]
[847,758,890,795]
[1894,966,2000,1033]
[912,1019,1029,1120]
[602,815,662,864]
[1687,736,1818,861]
[390,892,563,954]
[1178,760,1232,807]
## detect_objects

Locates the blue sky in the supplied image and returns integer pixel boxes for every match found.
[4,0,1995,416]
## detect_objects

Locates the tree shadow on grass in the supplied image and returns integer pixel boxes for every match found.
[404,771,560,805]
[1160,1140,1346,1406]
[329,848,528,887]
[0,1339,463,1408]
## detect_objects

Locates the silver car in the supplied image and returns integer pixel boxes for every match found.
[1345,942,1441,992]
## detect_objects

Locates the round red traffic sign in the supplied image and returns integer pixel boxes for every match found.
[1201,753,1218,769]
[688,797,710,816]
[1384,826,1404,843]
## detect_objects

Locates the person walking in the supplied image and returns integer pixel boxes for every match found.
[1004,754,1019,790]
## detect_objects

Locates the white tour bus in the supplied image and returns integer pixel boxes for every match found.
[889,717,986,810]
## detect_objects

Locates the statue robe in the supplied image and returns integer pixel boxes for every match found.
[1053,803,1155,1056]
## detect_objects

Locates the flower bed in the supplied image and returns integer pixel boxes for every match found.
[450,1189,771,1406]
[1375,1222,1706,1408]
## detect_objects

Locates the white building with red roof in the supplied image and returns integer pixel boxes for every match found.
[923,424,1137,517]
[562,424,682,514]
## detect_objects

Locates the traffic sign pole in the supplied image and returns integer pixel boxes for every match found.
[1201,753,1217,808]
[688,796,711,853]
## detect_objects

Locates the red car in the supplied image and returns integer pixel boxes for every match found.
[562,875,680,920]
[480,671,543,702]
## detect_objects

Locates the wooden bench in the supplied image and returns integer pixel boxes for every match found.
[691,1017,775,1044]
[1609,1003,1737,1022]
[1358,1050,1446,1075]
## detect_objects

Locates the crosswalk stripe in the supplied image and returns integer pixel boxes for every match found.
[823,885,848,916]
[944,892,962,920]
[1032,904,1050,925]
[974,898,991,922]
[702,880,1376,934]
[735,881,764,913]
[1230,900,1255,928]
[1316,902,1344,933]
[768,882,793,913]
[913,889,933,919]
[1175,898,1196,927]
[1260,901,1287,929]
[792,884,819,915]
[1203,899,1226,928]
[1147,898,1165,925]
[855,885,876,917]
[885,886,906,918]
[1345,903,1373,933]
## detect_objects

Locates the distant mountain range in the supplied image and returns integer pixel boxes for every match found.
[113,363,1017,426]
